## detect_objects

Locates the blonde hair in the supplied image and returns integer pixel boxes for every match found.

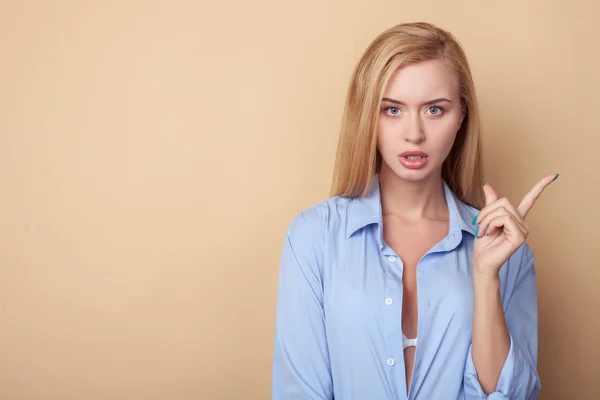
[329,22,485,209]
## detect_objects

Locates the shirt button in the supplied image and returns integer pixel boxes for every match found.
[388,255,396,262]
[387,358,395,366]
[385,297,393,305]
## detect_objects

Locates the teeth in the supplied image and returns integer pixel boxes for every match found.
[406,155,423,160]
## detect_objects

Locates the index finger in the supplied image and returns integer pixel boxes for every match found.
[516,173,559,218]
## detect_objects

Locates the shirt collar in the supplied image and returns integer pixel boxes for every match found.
[346,174,478,239]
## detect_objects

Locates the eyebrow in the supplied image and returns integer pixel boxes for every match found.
[381,97,452,106]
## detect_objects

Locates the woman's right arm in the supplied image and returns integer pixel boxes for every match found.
[272,208,333,400]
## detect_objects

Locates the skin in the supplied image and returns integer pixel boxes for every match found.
[470,174,556,393]
[376,58,556,394]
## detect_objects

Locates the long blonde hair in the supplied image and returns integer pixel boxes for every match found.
[329,22,485,209]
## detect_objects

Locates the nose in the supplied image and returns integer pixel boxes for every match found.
[402,113,425,144]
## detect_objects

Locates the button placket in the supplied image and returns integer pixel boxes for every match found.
[382,249,401,372]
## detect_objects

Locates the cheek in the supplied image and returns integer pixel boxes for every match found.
[377,118,396,151]
[430,118,460,148]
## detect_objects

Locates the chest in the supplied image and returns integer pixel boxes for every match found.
[322,229,477,400]
[382,219,449,269]
[323,228,474,325]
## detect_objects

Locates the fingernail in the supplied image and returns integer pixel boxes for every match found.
[485,227,488,236]
[472,214,478,225]
[475,226,479,237]
[483,182,488,186]
[552,173,559,182]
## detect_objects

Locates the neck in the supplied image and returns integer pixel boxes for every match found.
[379,164,448,221]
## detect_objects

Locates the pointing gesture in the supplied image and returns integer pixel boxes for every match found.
[516,174,559,218]
[471,173,559,277]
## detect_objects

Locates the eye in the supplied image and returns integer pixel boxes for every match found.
[385,106,401,116]
[427,106,444,116]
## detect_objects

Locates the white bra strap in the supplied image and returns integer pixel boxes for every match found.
[402,333,417,349]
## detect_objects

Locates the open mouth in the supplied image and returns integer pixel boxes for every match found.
[399,153,429,169]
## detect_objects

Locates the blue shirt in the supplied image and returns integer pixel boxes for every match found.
[272,176,541,399]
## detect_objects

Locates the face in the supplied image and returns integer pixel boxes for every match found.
[377,58,465,182]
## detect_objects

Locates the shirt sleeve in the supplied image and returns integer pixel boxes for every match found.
[463,247,542,399]
[272,208,333,400]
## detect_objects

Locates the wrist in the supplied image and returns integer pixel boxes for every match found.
[472,270,502,305]
[472,265,501,289]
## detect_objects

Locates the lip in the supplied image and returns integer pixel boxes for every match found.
[398,151,429,170]
[399,151,428,157]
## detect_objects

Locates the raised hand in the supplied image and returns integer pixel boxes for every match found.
[471,173,559,278]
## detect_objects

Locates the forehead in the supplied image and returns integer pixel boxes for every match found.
[382,58,460,101]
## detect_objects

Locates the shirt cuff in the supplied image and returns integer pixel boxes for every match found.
[463,334,525,399]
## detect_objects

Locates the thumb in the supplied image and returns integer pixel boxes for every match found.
[483,183,498,206]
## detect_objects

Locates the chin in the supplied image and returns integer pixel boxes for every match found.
[383,161,440,183]
[395,170,433,182]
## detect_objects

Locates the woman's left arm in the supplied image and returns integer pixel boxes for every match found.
[465,246,540,399]
[463,174,558,399]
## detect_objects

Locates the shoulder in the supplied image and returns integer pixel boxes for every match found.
[511,240,535,273]
[500,239,536,294]
[280,196,350,274]
[285,195,350,242]
[459,201,480,223]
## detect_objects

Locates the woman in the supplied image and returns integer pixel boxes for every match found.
[272,22,555,399]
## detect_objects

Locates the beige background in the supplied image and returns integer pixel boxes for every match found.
[1,1,598,399]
